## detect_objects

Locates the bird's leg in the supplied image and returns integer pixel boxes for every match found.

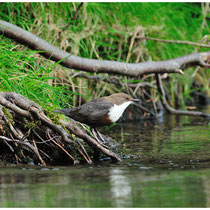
[90,128,109,149]
[91,128,104,144]
[95,129,107,143]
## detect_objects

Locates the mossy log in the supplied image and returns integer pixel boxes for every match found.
[0,92,121,166]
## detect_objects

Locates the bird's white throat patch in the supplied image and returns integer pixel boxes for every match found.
[108,101,132,123]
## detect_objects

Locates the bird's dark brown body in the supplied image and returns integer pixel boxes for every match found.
[55,98,113,127]
[53,93,136,127]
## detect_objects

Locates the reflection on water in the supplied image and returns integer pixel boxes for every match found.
[0,165,210,207]
[110,168,132,207]
[105,113,210,168]
[0,113,209,207]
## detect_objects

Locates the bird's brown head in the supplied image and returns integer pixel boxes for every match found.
[105,93,134,105]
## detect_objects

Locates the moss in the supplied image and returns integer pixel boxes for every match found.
[47,112,63,125]
[24,118,37,130]
[2,107,14,124]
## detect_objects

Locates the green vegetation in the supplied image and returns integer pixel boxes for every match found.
[0,2,209,110]
[0,40,74,111]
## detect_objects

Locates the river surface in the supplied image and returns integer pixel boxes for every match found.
[0,109,209,207]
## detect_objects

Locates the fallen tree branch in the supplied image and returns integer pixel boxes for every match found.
[0,20,209,77]
[155,73,210,118]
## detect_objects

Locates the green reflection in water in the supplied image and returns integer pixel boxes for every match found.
[0,113,209,207]
[106,114,210,165]
[0,166,209,207]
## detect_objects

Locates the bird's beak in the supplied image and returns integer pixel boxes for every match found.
[132,98,148,106]
[132,98,141,103]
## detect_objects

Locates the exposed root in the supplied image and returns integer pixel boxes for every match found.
[0,92,120,165]
[60,120,122,162]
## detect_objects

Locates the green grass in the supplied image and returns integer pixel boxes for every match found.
[0,40,74,111]
[0,2,209,109]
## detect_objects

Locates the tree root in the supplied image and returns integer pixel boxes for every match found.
[0,92,121,165]
[60,120,121,161]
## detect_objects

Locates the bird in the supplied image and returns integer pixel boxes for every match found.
[53,93,141,145]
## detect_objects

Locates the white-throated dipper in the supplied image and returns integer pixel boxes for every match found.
[53,93,141,144]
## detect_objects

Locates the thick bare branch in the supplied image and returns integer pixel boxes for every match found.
[0,94,31,118]
[0,20,209,77]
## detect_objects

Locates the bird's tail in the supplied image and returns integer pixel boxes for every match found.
[53,108,72,116]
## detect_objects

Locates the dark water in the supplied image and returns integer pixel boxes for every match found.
[0,110,210,207]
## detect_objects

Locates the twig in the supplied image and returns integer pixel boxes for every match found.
[62,2,84,31]
[77,140,92,164]
[137,36,210,48]
[69,71,157,89]
[32,139,46,166]
[0,136,46,166]
[50,137,78,164]
[39,148,53,161]
[1,136,14,152]
[32,130,55,145]
[2,115,23,140]
[69,72,123,86]
[133,102,156,117]
[77,148,90,164]
[30,106,74,144]
[0,123,10,152]
[46,128,77,163]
